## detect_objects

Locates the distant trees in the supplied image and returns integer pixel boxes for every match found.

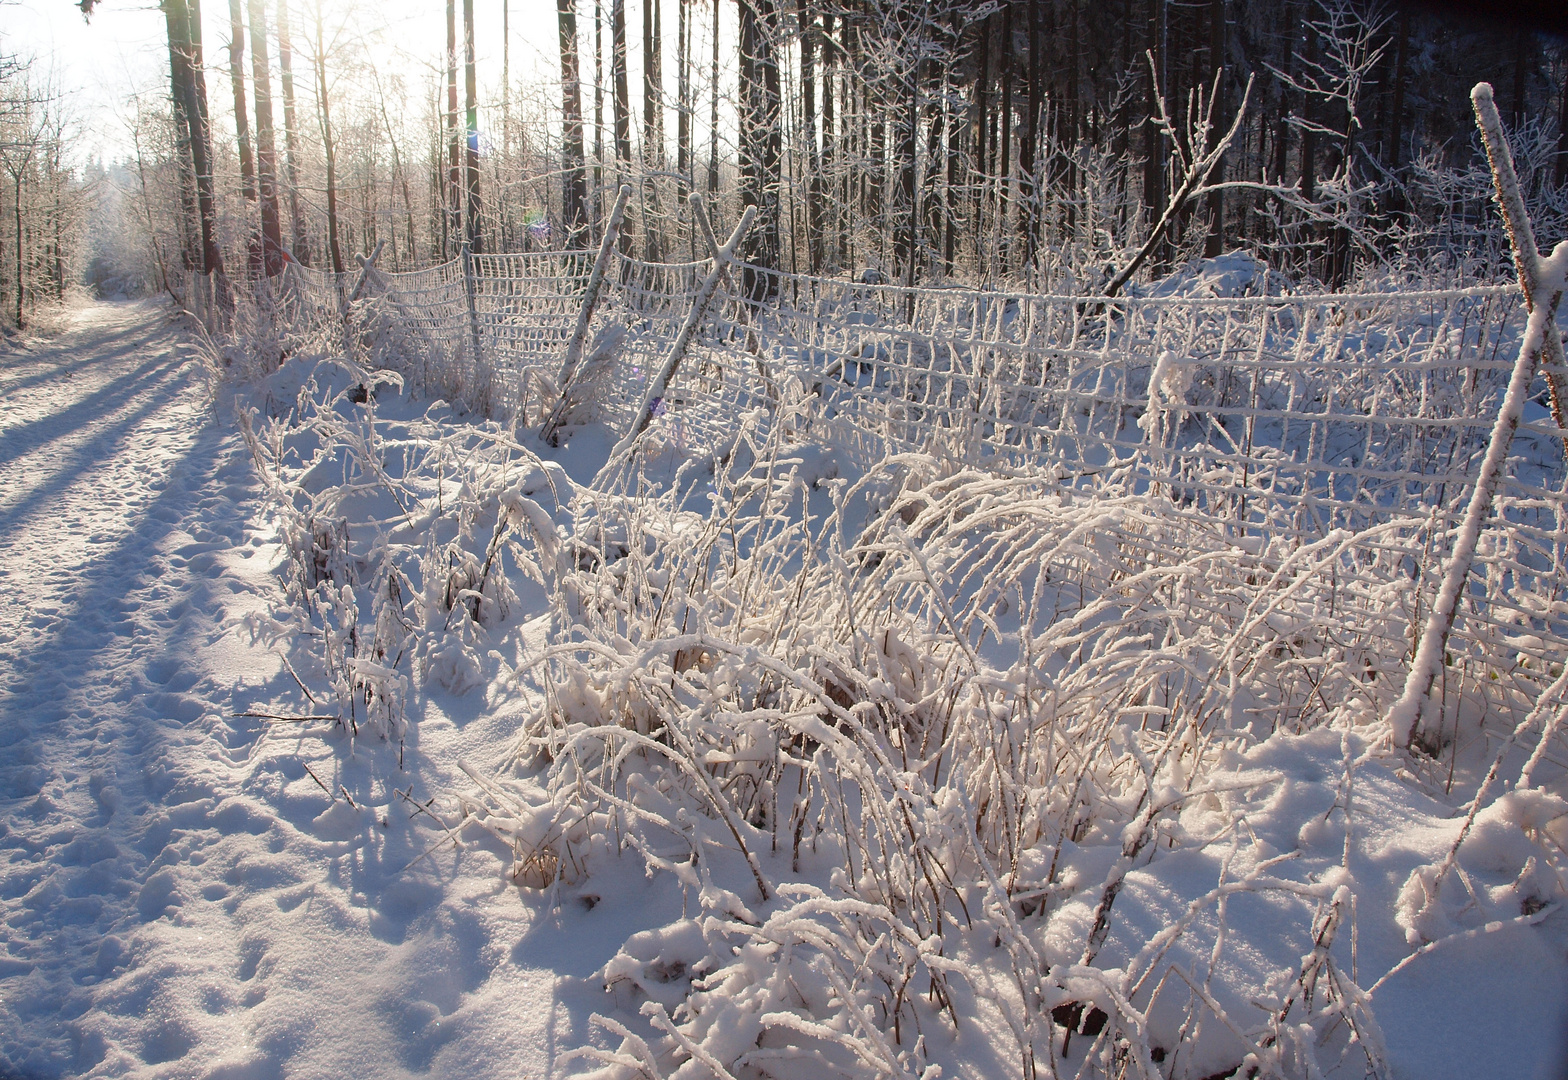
[89,0,1568,314]
[0,53,88,328]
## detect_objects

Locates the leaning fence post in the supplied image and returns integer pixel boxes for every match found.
[1388,82,1568,751]
[540,184,631,442]
[350,239,386,303]
[690,192,774,393]
[1471,83,1568,435]
[600,204,757,472]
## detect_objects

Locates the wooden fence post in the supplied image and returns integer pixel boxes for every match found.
[1470,84,1568,434]
[600,204,756,473]
[1389,82,1568,750]
[540,184,631,443]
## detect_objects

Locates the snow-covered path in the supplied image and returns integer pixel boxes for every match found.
[0,304,607,1079]
[0,302,242,1073]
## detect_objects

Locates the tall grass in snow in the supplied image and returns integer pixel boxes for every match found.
[459,384,1404,1078]
[236,351,565,750]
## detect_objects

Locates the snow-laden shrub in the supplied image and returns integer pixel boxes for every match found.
[238,352,568,753]
[457,384,1409,1079]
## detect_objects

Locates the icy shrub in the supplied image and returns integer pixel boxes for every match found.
[239,353,568,753]
[461,389,1405,1079]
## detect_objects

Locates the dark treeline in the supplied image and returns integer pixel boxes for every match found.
[87,0,1568,314]
[709,0,1568,295]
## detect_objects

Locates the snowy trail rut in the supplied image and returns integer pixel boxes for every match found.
[0,303,258,1075]
[0,303,602,1080]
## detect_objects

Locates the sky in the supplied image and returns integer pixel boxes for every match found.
[4,0,731,165]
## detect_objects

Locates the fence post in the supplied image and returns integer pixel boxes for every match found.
[540,184,631,442]
[1388,82,1568,750]
[461,242,484,379]
[1470,83,1568,434]
[600,205,756,472]
[350,239,386,303]
[690,192,773,392]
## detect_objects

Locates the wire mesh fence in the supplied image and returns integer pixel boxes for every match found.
[266,246,1567,744]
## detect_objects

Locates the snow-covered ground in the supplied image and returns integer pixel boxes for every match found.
[3,300,1567,1080]
[0,303,619,1079]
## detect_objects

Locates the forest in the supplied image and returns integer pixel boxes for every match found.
[4,0,1568,326]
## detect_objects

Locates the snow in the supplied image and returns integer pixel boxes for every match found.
[2,299,1567,1079]
[0,303,610,1078]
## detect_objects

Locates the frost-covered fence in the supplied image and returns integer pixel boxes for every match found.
[270,240,1567,744]
[644,268,1566,735]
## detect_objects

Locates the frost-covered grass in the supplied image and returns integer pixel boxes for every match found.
[222,263,1568,1079]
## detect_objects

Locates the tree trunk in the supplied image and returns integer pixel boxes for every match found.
[1300,22,1318,272]
[446,0,461,257]
[227,0,257,205]
[737,0,781,301]
[13,173,23,327]
[972,11,989,273]
[1203,0,1226,259]
[314,0,343,273]
[166,0,230,308]
[1145,0,1165,270]
[1389,8,1408,177]
[503,0,511,164]
[464,0,482,251]
[798,0,821,274]
[677,0,691,211]
[249,0,285,276]
[821,9,837,266]
[894,43,917,288]
[640,0,664,260]
[559,0,589,246]
[276,0,308,263]
[612,0,633,251]
[594,0,604,224]
[163,1,198,273]
[1020,0,1038,269]
[1558,47,1568,189]
[998,2,1011,272]
[1512,28,1530,131]
[708,0,720,194]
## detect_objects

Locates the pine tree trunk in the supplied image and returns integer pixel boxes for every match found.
[1557,49,1568,189]
[1389,9,1408,171]
[464,0,482,251]
[1020,0,1038,269]
[314,0,343,273]
[1203,0,1226,259]
[612,0,633,251]
[737,0,781,301]
[708,0,720,194]
[998,2,1011,273]
[446,0,461,257]
[249,0,286,276]
[166,0,230,308]
[798,0,821,274]
[641,0,664,260]
[1145,0,1166,270]
[227,0,257,206]
[677,0,691,211]
[163,0,199,274]
[559,0,589,245]
[594,0,605,226]
[276,0,308,263]
[972,11,989,274]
